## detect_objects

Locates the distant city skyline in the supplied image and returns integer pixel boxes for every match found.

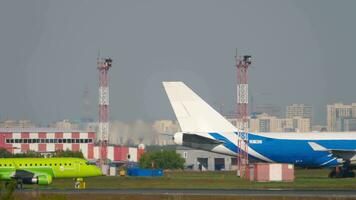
[1,1,356,125]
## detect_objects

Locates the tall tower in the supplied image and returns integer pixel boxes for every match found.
[235,50,252,178]
[97,57,112,167]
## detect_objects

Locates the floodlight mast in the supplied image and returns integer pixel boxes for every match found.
[235,50,251,178]
[97,57,112,168]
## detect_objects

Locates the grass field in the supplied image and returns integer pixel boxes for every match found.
[10,169,356,200]
[14,193,356,200]
[32,168,356,190]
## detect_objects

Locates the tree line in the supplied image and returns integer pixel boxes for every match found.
[0,148,84,158]
[139,150,185,169]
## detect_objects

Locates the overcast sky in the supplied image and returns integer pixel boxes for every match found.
[0,0,355,125]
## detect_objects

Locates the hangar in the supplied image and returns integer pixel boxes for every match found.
[0,128,144,162]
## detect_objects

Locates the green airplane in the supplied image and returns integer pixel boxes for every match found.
[0,157,102,188]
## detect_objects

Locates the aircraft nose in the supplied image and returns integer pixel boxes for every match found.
[92,166,103,176]
[173,132,183,145]
[97,167,104,176]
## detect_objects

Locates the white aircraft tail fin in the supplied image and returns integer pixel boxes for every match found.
[163,82,238,133]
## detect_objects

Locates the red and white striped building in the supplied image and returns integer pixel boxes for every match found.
[0,128,144,162]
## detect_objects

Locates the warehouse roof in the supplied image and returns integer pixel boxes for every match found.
[0,128,90,133]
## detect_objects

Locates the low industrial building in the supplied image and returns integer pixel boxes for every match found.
[0,128,144,162]
[176,146,237,171]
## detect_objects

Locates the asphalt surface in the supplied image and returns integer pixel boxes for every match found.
[20,188,356,197]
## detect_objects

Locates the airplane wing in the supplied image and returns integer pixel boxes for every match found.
[308,142,356,160]
[13,169,35,179]
[183,133,224,145]
[182,133,224,150]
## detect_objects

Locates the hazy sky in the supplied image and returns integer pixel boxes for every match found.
[0,0,355,125]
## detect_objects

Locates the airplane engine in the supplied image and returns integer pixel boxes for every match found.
[36,175,53,185]
[23,175,52,185]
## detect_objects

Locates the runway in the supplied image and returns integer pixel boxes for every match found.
[20,188,356,198]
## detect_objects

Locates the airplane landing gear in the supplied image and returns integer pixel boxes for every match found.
[16,179,23,190]
[4,180,19,190]
[328,161,355,178]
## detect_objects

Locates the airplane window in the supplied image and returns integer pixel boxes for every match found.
[25,164,27,166]
[59,163,62,166]
[69,163,72,166]
[35,164,37,166]
[4,164,6,167]
[9,164,12,166]
[44,164,47,166]
[40,163,42,166]
[85,162,96,166]
[64,163,67,166]
[30,164,32,166]
[54,163,57,166]
[0,164,2,167]
[19,164,22,166]
[49,163,52,166]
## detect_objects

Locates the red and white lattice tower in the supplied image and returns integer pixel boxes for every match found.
[97,57,112,166]
[235,51,252,178]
